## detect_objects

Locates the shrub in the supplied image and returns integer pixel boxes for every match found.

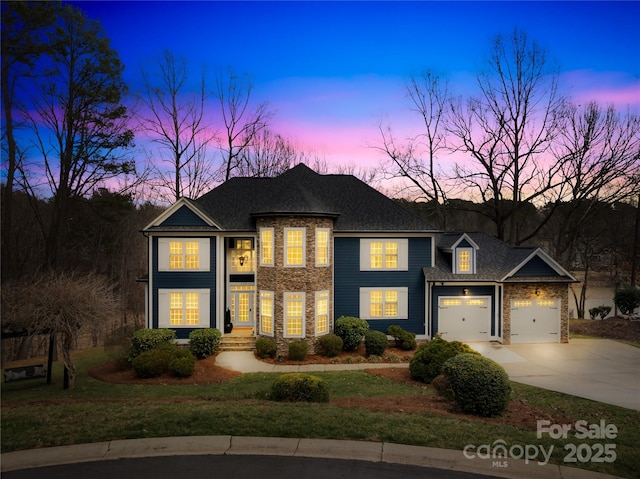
[127,328,176,362]
[442,353,511,417]
[189,328,222,359]
[432,373,454,401]
[288,340,308,361]
[387,325,417,350]
[131,347,175,378]
[614,284,640,315]
[255,337,277,359]
[270,373,329,402]
[169,352,196,378]
[364,330,388,357]
[588,305,612,320]
[334,316,369,351]
[318,334,343,357]
[409,335,478,383]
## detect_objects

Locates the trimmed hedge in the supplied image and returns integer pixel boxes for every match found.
[364,330,387,357]
[169,350,197,378]
[131,347,176,378]
[270,373,330,402]
[318,334,343,357]
[334,316,369,351]
[256,337,277,359]
[409,335,478,383]
[387,325,417,351]
[442,353,511,417]
[127,328,176,362]
[189,328,222,359]
[288,340,308,361]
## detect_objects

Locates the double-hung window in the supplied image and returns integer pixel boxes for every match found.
[284,292,305,337]
[455,247,474,274]
[360,239,408,271]
[285,228,306,267]
[315,228,330,266]
[315,291,329,335]
[158,289,210,327]
[158,238,210,271]
[260,228,274,266]
[260,291,274,336]
[359,287,408,320]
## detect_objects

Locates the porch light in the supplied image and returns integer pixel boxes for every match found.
[535,287,540,296]
[463,288,470,296]
[238,255,247,266]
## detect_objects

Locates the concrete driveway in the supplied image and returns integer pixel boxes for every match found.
[468,339,640,411]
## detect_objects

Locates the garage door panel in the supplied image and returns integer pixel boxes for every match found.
[438,297,490,342]
[511,299,560,343]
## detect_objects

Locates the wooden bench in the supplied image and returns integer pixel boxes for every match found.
[3,364,47,383]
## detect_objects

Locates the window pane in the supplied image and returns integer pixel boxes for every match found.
[370,242,383,269]
[170,242,183,255]
[170,292,183,325]
[261,229,273,265]
[458,250,471,272]
[316,230,328,265]
[261,292,273,334]
[370,304,383,318]
[287,230,304,265]
[385,242,398,268]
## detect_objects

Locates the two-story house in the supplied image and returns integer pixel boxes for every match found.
[140,164,576,354]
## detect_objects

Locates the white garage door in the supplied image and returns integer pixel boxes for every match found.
[438,296,490,342]
[510,299,560,343]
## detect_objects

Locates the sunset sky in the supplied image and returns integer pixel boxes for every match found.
[67,1,640,170]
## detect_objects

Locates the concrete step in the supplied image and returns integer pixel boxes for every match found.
[220,336,256,351]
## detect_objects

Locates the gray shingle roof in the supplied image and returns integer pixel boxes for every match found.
[195,163,434,232]
[423,231,573,282]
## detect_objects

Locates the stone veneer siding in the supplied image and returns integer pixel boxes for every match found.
[255,216,334,356]
[502,283,569,345]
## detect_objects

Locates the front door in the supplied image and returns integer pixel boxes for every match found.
[230,288,255,328]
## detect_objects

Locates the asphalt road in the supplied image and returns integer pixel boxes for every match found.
[2,455,500,479]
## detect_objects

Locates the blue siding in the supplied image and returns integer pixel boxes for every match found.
[431,285,497,336]
[334,236,431,334]
[161,205,209,227]
[513,255,558,277]
[151,236,217,340]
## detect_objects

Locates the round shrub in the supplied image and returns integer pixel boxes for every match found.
[318,333,343,357]
[169,352,196,378]
[255,337,277,359]
[431,374,454,401]
[442,353,511,417]
[364,330,388,357]
[614,284,640,315]
[288,340,308,361]
[189,328,222,359]
[131,347,175,378]
[270,373,330,403]
[127,328,176,362]
[387,325,417,351]
[334,316,369,351]
[409,335,478,383]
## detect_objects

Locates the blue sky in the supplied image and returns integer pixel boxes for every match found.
[68,1,640,169]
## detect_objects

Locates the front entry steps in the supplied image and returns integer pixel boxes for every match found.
[220,331,256,351]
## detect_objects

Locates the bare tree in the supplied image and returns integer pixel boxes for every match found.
[236,128,298,177]
[448,29,565,244]
[213,68,272,181]
[2,272,119,389]
[375,71,451,227]
[17,4,135,269]
[138,50,215,201]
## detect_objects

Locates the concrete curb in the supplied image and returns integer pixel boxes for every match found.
[0,436,623,479]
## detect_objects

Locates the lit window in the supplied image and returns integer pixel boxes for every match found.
[284,292,305,337]
[537,300,555,307]
[513,300,532,307]
[169,240,199,270]
[232,238,253,272]
[456,248,473,274]
[441,299,462,307]
[260,228,274,266]
[361,239,407,271]
[316,291,329,334]
[360,287,407,320]
[316,229,329,266]
[285,228,305,267]
[260,291,274,335]
[169,292,199,326]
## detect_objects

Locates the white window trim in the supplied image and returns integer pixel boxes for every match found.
[284,292,305,338]
[158,238,210,272]
[259,228,274,267]
[259,290,275,337]
[455,247,475,274]
[359,239,408,271]
[158,289,210,328]
[315,290,330,335]
[284,227,306,268]
[315,228,330,267]
[359,287,408,320]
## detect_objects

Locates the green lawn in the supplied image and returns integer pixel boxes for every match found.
[2,348,639,478]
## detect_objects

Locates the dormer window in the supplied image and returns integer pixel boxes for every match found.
[455,247,474,274]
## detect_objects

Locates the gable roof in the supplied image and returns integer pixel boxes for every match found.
[193,163,434,232]
[143,197,221,232]
[423,231,577,283]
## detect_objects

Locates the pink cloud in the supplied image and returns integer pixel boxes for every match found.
[561,70,640,109]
